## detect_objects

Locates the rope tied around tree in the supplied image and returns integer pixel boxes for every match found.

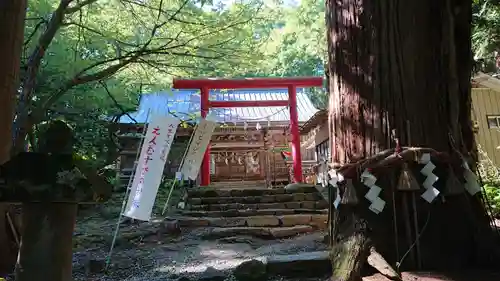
[330,147,452,179]
[326,142,495,278]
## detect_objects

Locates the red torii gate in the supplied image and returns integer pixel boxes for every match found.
[173,77,323,186]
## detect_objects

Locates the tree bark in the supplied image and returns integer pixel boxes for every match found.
[16,203,77,281]
[326,0,496,279]
[0,0,27,275]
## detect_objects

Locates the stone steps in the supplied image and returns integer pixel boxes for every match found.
[206,180,267,189]
[188,201,328,211]
[187,192,322,205]
[180,208,328,217]
[175,214,328,229]
[177,183,329,240]
[184,185,328,213]
[186,184,318,198]
[202,225,316,239]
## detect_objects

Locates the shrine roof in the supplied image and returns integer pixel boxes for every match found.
[118,88,319,124]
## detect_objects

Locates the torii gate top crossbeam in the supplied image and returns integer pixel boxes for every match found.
[172,76,323,89]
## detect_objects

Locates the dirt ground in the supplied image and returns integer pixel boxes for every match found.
[70,195,500,281]
[71,218,329,280]
[363,271,500,281]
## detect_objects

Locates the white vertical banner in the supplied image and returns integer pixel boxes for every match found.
[180,117,217,180]
[124,114,180,221]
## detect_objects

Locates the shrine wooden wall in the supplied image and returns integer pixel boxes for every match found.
[210,127,291,183]
[116,123,295,186]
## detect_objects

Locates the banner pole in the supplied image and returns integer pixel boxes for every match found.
[105,109,151,271]
[161,121,199,216]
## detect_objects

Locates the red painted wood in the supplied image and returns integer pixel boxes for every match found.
[173,76,323,89]
[200,87,211,186]
[209,100,289,108]
[288,85,302,183]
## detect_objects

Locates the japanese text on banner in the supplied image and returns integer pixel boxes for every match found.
[124,114,180,221]
[180,117,216,180]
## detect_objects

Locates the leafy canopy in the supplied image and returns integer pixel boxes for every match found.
[23,0,276,166]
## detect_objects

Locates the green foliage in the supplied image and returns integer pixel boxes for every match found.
[20,0,500,169]
[20,0,334,170]
[477,150,500,217]
[257,0,327,108]
[472,0,500,72]
[23,0,277,166]
[484,184,500,217]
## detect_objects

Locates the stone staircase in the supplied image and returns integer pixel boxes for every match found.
[173,181,329,239]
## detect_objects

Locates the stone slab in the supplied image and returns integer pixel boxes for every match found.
[208,217,247,227]
[266,251,331,277]
[301,201,316,209]
[172,214,327,228]
[268,225,314,238]
[189,201,326,212]
[284,202,301,209]
[310,214,328,229]
[315,201,329,209]
[187,186,318,198]
[245,216,280,227]
[279,214,312,227]
[274,194,295,202]
[188,193,315,205]
[202,227,272,239]
[305,193,322,201]
[175,217,210,227]
[284,183,317,194]
[180,208,327,218]
[203,225,314,240]
[257,203,287,209]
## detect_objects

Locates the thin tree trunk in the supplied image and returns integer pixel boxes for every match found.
[0,0,27,275]
[326,0,496,279]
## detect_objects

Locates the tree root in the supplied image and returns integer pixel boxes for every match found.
[331,214,401,281]
[330,232,370,281]
[367,247,401,281]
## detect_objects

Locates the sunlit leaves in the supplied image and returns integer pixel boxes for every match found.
[257,0,327,108]
[472,0,500,71]
[24,0,276,166]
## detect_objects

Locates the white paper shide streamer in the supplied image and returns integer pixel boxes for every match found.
[463,161,481,195]
[328,169,344,209]
[124,114,180,221]
[419,153,440,203]
[361,169,385,214]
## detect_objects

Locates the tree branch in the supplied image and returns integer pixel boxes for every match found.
[14,0,72,151]
[98,80,138,123]
[23,18,48,47]
[39,57,137,113]
[61,21,143,48]
[65,0,100,14]
[14,0,265,154]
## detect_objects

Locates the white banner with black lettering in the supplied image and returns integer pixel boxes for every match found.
[180,117,217,180]
[124,114,180,221]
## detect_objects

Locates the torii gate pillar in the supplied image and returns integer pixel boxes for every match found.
[173,77,323,186]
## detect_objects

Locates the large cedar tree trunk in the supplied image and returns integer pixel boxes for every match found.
[326,0,499,279]
[0,0,27,275]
